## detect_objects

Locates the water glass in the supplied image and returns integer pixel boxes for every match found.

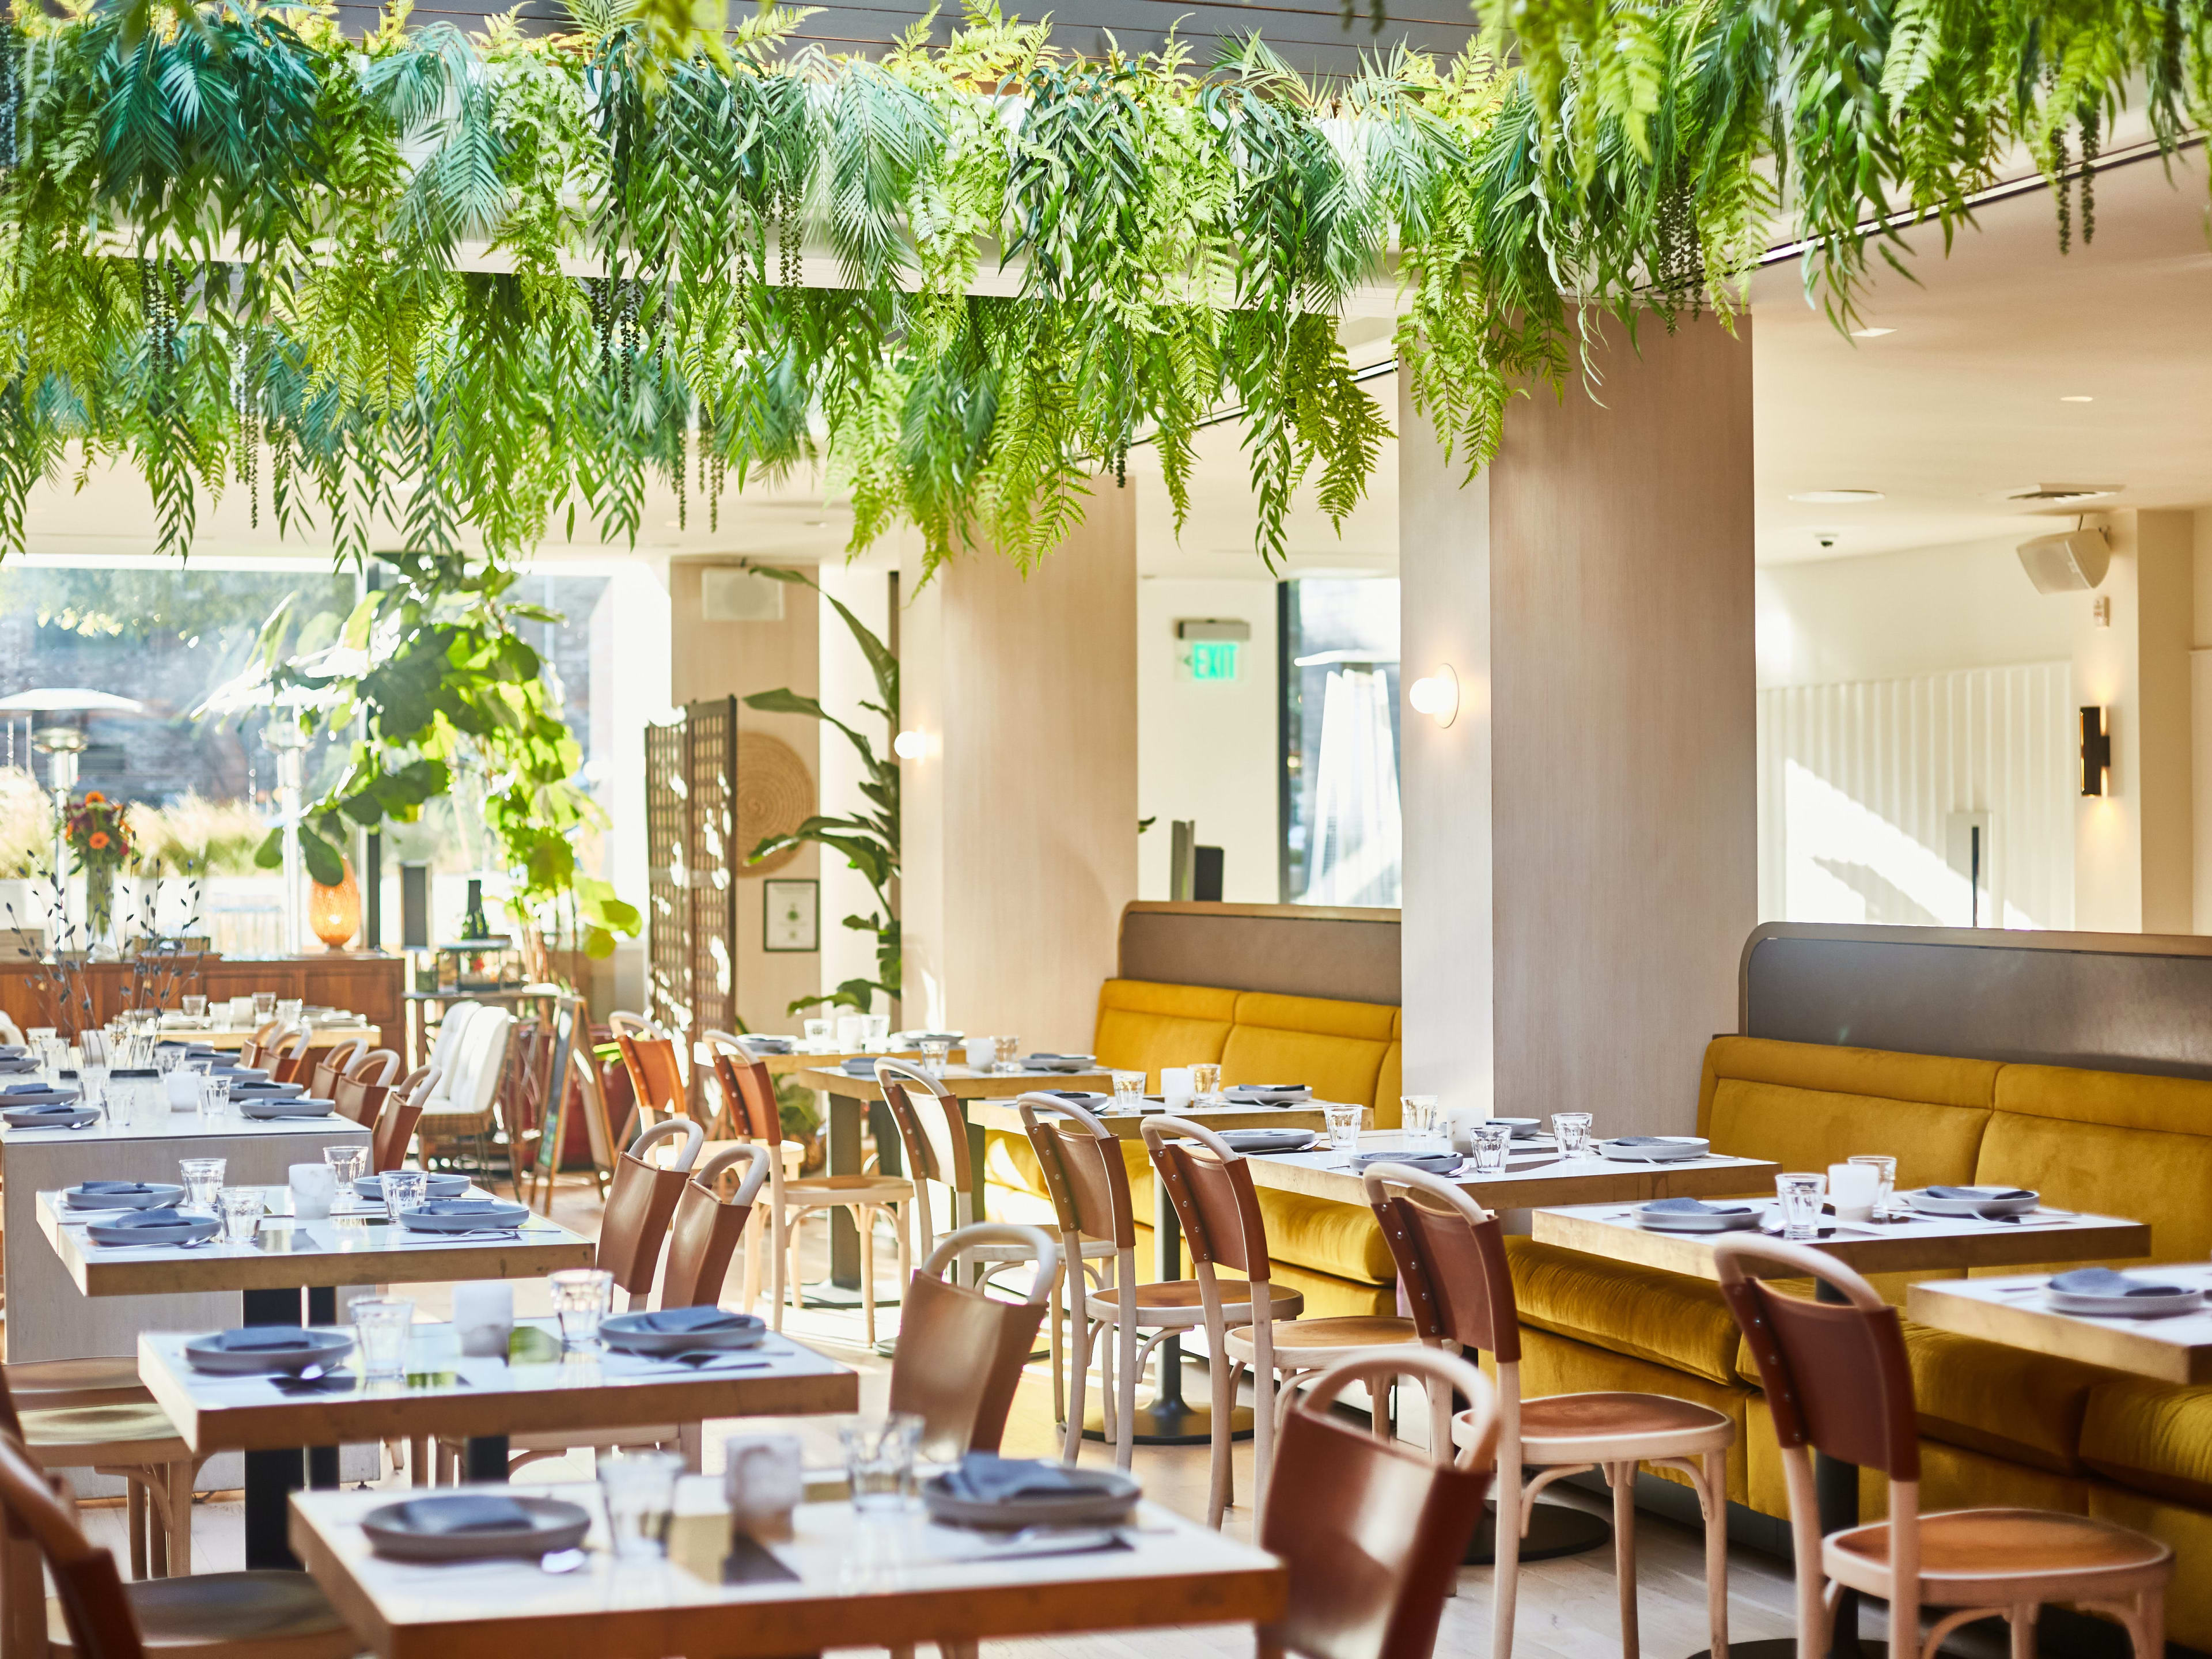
[251,992,276,1020]
[1469,1124,1513,1175]
[802,1018,832,1051]
[80,1060,108,1109]
[1111,1069,1147,1112]
[992,1035,1023,1075]
[199,1074,231,1117]
[599,1449,684,1559]
[862,1012,890,1049]
[216,1188,265,1244]
[179,1158,226,1217]
[1323,1101,1363,1155]
[1777,1172,1827,1241]
[1849,1154,1898,1221]
[839,1414,923,1513]
[38,1035,66,1077]
[153,1045,178,1077]
[275,998,303,1025]
[324,1144,369,1188]
[551,1267,615,1351]
[352,1296,415,1379]
[1401,1094,1441,1150]
[1551,1112,1595,1160]
[919,1038,950,1079]
[1190,1063,1222,1104]
[380,1168,427,1224]
[835,1013,866,1051]
[181,995,207,1019]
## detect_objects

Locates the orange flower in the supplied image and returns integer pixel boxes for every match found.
[88,831,109,850]
[84,791,105,805]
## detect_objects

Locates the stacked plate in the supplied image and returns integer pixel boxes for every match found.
[1906,1185,2039,1218]
[362,1495,592,1562]
[86,1208,219,1247]
[4,1102,98,1128]
[1347,1149,1463,1176]
[184,1327,354,1375]
[601,1306,766,1355]
[1218,1127,1319,1155]
[1023,1054,1096,1074]
[229,1080,306,1099]
[1,1084,80,1108]
[355,1172,471,1202]
[1637,1198,1762,1233]
[65,1180,184,1210]
[1224,1084,1311,1106]
[1600,1135,1711,1163]
[2046,1267,2206,1319]
[398,1199,530,1233]
[241,1096,338,1120]
[923,1454,1140,1531]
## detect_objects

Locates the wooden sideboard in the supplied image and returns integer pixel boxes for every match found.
[0,954,405,1037]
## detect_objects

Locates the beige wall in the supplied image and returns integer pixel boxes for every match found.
[901,488,1139,1048]
[667,562,824,1033]
[1401,313,1757,1135]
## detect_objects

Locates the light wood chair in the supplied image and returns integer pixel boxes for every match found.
[328,1057,396,1131]
[0,1429,355,1659]
[0,1363,201,1581]
[368,1066,439,1174]
[1143,1115,1423,1524]
[891,1224,1062,1461]
[265,1028,315,1086]
[234,1021,285,1070]
[1362,1164,1732,1659]
[1715,1235,2171,1659]
[305,1039,369,1099]
[1259,1347,1499,1659]
[709,1040,911,1346]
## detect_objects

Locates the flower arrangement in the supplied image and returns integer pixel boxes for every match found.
[65,792,131,940]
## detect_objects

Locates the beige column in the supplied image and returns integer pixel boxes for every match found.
[900,487,1139,1048]
[1400,314,1757,1134]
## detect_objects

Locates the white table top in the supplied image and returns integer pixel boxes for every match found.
[1908,1263,2212,1384]
[289,1479,1284,1659]
[142,1319,858,1452]
[1,1100,372,1145]
[1236,1132,1779,1210]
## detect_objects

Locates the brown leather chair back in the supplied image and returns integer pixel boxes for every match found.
[877,1061,970,1190]
[889,1224,1062,1461]
[1364,1166,1520,1362]
[1260,1351,1498,1659]
[1715,1236,1921,1480]
[370,1069,434,1173]
[615,1032,687,1135]
[238,1020,282,1069]
[661,1145,771,1308]
[597,1119,705,1296]
[332,1069,391,1130]
[350,1048,401,1088]
[1018,1094,1137,1249]
[268,1027,315,1085]
[1145,1119,1270,1279]
[0,1432,142,1659]
[709,1048,782,1145]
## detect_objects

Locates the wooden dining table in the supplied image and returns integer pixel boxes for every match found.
[1907,1262,2212,1384]
[289,1478,1286,1659]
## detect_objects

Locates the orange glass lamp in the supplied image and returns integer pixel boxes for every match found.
[309,861,362,950]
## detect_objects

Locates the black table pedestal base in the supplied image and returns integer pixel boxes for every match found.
[1689,1642,1885,1659]
[464,1435,510,1482]
[243,1287,306,1570]
[1465,1499,1612,1565]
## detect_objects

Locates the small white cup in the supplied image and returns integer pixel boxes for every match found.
[289,1162,337,1220]
[963,1038,994,1070]
[1160,1066,1195,1108]
[725,1434,805,1543]
[453,1280,516,1359]
[1827,1161,1880,1223]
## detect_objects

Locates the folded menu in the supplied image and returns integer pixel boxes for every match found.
[935,1453,1128,1503]
[211,1328,319,1351]
[634,1306,751,1333]
[390,1496,535,1535]
[1643,1197,1755,1215]
[2050,1267,2190,1298]
[1927,1186,2035,1201]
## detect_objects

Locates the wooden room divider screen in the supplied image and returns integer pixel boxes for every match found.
[643,698,741,1062]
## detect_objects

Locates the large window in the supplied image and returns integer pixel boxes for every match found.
[1279,577,1402,906]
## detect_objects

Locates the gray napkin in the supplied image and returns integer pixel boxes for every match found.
[637,1306,751,1333]
[414,1199,509,1215]
[78,1181,155,1195]
[1928,1186,2033,1201]
[214,1328,318,1351]
[1644,1198,1755,1215]
[1611,1136,1690,1146]
[5,1082,53,1094]
[9,1103,82,1118]
[937,1453,1127,1503]
[391,1497,535,1534]
[106,1208,192,1229]
[2050,1267,2188,1298]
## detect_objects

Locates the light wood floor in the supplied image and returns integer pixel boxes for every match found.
[62,1173,1884,1659]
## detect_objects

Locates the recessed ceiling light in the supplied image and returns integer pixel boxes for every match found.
[2000,483,2119,506]
[1788,489,1886,505]
[2060,395,2095,403]
[1850,326,1895,339]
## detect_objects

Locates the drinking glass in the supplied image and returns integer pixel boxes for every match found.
[181,995,206,1020]
[802,1018,832,1052]
[179,1158,226,1217]
[862,1012,891,1049]
[275,998,303,1025]
[153,1045,178,1077]
[551,1267,615,1352]
[992,1035,1023,1075]
[1470,1124,1513,1175]
[1190,1063,1222,1104]
[216,1188,266,1244]
[839,1414,923,1513]
[599,1449,684,1559]
[1849,1154,1898,1221]
[1323,1101,1363,1156]
[324,1145,369,1188]
[38,1036,66,1078]
[835,1013,865,1052]
[251,992,276,1020]
[352,1297,415,1379]
[199,1074,231,1118]
[919,1039,950,1079]
[1777,1172,1827,1241]
[1401,1094,1441,1150]
[380,1168,427,1224]
[79,1060,108,1109]
[1551,1112,1595,1160]
[1111,1070,1147,1113]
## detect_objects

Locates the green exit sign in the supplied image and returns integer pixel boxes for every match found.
[1188,641,1241,681]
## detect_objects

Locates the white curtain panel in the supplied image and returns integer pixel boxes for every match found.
[1301,666,1404,907]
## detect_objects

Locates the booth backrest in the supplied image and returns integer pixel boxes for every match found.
[1095,978,1404,1125]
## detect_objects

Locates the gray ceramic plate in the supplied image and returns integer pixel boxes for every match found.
[1906,1187,2040,1218]
[1218,1128,1319,1154]
[397,1202,531,1233]
[240,1097,338,1120]
[66,1181,184,1210]
[923,1467,1141,1531]
[184,1328,355,1375]
[229,1081,306,1098]
[5,1107,99,1129]
[0,1088,81,1108]
[1600,1136,1711,1163]
[87,1215,219,1247]
[2048,1285,2206,1319]
[355,1172,469,1201]
[362,1497,593,1562]
[1224,1086,1312,1105]
[1637,1205,1762,1233]
[601,1311,767,1354]
[1347,1149,1463,1175]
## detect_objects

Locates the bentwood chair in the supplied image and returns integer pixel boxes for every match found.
[1715,1236,2170,1659]
[1366,1165,1731,1659]
[1259,1348,1499,1659]
[1143,1116,1421,1524]
[615,1028,690,1141]
[0,1363,201,1580]
[329,1056,398,1130]
[368,1066,438,1174]
[890,1224,1062,1461]
[0,1431,355,1659]
[234,1022,285,1071]
[265,1028,315,1086]
[710,1040,911,1344]
[306,1039,370,1099]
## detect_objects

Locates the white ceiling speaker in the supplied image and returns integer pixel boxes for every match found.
[2017,528,2111,593]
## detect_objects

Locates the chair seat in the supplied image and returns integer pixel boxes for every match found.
[21,1401,190,1464]
[7,1355,150,1398]
[50,1571,355,1658]
[1824,1507,2172,1603]
[1222,1316,1421,1369]
[783,1175,912,1206]
[1085,1279,1305,1328]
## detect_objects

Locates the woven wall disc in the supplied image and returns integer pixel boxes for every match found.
[735,731,816,877]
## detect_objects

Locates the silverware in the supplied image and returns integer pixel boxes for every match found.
[540,1549,586,1574]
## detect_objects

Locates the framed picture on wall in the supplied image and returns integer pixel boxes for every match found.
[763,879,819,953]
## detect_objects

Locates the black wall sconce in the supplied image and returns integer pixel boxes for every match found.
[2081,706,2112,797]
